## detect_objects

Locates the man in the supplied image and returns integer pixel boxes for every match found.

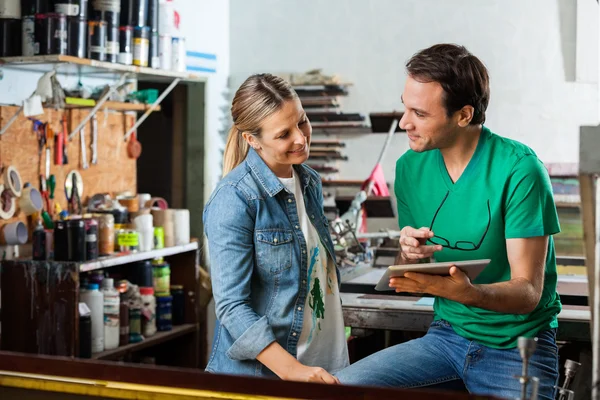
[336,44,561,399]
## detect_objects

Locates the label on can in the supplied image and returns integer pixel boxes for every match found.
[159,35,172,70]
[118,52,133,65]
[90,45,104,53]
[118,231,139,246]
[22,17,35,56]
[171,36,186,72]
[133,38,149,67]
[106,40,118,54]
[55,4,80,16]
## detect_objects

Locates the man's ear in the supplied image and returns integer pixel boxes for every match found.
[457,105,474,127]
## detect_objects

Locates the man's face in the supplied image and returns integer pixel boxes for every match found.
[399,75,457,153]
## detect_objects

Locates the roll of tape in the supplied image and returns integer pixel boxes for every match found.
[173,209,190,246]
[19,187,43,216]
[118,196,140,213]
[0,184,16,220]
[138,193,152,209]
[145,197,169,210]
[3,221,27,245]
[3,166,22,197]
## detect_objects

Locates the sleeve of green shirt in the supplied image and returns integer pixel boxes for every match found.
[395,158,417,230]
[504,155,560,239]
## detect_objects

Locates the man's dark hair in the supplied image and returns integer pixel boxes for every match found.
[406,44,490,125]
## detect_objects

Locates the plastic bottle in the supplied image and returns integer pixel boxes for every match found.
[80,283,104,353]
[140,287,156,337]
[102,278,120,350]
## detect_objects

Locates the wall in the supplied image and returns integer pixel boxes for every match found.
[230,0,599,182]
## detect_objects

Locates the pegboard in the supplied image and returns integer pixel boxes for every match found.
[0,105,138,244]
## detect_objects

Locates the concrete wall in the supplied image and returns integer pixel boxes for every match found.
[230,0,599,182]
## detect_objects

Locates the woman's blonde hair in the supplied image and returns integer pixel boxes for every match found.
[222,74,297,175]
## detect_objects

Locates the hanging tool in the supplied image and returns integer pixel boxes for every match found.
[65,170,83,215]
[55,116,67,165]
[91,114,98,165]
[80,126,89,169]
[62,115,69,164]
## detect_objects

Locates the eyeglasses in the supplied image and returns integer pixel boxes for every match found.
[427,191,491,251]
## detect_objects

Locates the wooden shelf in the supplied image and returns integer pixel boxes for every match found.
[92,324,198,361]
[80,242,199,272]
[555,202,581,209]
[65,101,161,112]
[0,55,205,83]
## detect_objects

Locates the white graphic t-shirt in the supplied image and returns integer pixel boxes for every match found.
[279,170,349,374]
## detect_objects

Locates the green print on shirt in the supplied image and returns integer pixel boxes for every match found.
[309,277,325,334]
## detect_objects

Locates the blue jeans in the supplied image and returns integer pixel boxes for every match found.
[336,320,559,399]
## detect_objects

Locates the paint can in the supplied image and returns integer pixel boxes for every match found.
[0,18,21,56]
[149,29,158,68]
[132,25,148,67]
[119,0,146,27]
[35,13,67,55]
[67,218,86,262]
[105,22,118,62]
[66,16,86,58]
[118,25,132,64]
[54,0,88,19]
[54,219,68,261]
[85,217,98,261]
[158,34,171,70]
[146,0,157,31]
[87,20,106,60]
[171,36,185,72]
[21,15,35,55]
[0,0,21,19]
[158,0,173,36]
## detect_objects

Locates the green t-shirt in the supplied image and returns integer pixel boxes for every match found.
[394,126,562,349]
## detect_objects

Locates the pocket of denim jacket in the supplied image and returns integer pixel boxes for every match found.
[255,229,294,273]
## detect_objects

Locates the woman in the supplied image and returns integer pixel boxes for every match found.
[203,74,349,383]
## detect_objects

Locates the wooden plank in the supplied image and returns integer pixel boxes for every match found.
[65,101,161,112]
[0,352,478,400]
[0,106,137,244]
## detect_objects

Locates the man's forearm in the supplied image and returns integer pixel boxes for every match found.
[458,278,541,314]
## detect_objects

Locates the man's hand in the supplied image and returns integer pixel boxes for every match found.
[389,266,476,304]
[398,226,443,263]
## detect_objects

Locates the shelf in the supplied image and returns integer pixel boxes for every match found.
[92,324,198,360]
[65,101,161,112]
[555,202,581,209]
[80,242,199,272]
[0,55,206,83]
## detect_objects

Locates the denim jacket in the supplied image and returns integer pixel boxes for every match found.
[203,148,339,377]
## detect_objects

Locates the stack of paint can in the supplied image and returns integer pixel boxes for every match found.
[147,0,158,68]
[54,0,88,59]
[0,0,22,56]
[121,0,149,67]
[157,0,172,70]
[90,0,119,62]
[21,1,69,56]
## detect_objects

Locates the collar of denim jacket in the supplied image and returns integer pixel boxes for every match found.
[246,147,312,197]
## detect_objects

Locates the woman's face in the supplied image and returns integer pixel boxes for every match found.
[244,98,311,178]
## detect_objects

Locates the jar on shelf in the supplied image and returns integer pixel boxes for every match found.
[152,259,170,295]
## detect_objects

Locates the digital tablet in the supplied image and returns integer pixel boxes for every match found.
[374,259,491,291]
